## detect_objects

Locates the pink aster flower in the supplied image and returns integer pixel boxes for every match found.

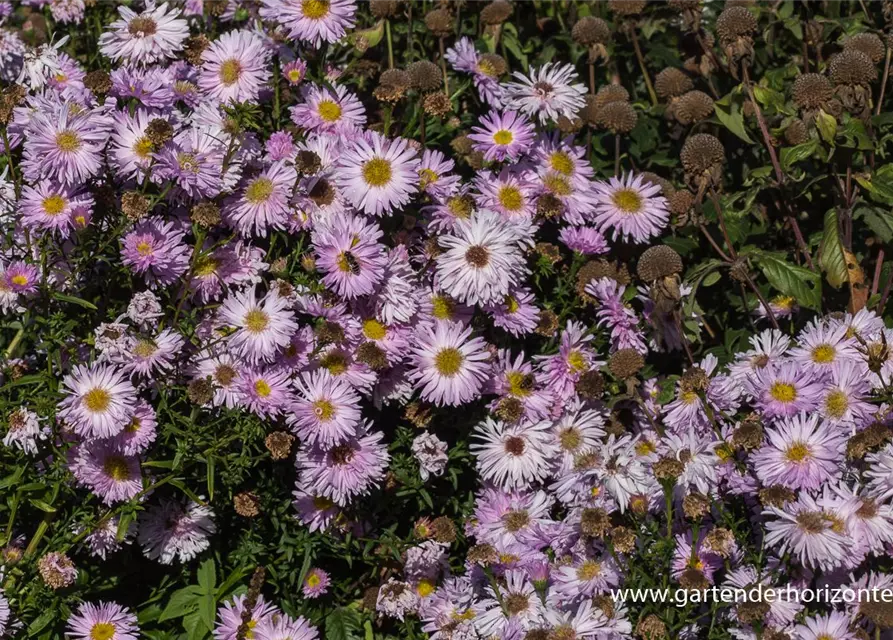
[254,614,319,640]
[225,162,297,237]
[58,363,137,439]
[408,322,491,406]
[282,59,307,85]
[558,225,609,255]
[19,181,93,238]
[485,287,540,337]
[296,425,390,506]
[153,127,226,199]
[302,568,331,598]
[444,37,505,107]
[292,491,340,532]
[238,367,293,418]
[763,493,850,571]
[137,497,215,565]
[109,399,157,456]
[3,260,39,294]
[261,0,357,48]
[503,62,587,124]
[117,328,184,379]
[265,131,295,162]
[335,132,419,216]
[290,83,366,133]
[789,319,860,375]
[586,277,648,354]
[98,2,188,65]
[219,288,298,364]
[473,169,537,220]
[66,602,139,640]
[752,361,823,419]
[109,109,158,181]
[120,217,191,289]
[199,30,271,104]
[468,110,536,162]
[471,418,557,490]
[590,173,670,244]
[313,214,387,298]
[213,595,279,640]
[290,370,362,446]
[418,149,460,200]
[794,613,858,640]
[70,440,142,505]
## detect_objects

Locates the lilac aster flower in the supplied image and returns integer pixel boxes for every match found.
[301,568,331,599]
[120,217,191,289]
[110,67,175,109]
[763,493,849,571]
[411,432,449,482]
[117,328,184,379]
[154,127,226,199]
[335,132,419,216]
[3,261,39,294]
[70,440,142,505]
[219,288,297,364]
[314,214,387,298]
[789,319,860,375]
[109,109,158,181]
[473,169,537,220]
[752,361,823,419]
[471,418,556,490]
[265,131,295,162]
[261,0,356,48]
[290,83,366,133]
[444,37,505,106]
[58,363,137,438]
[292,491,340,532]
[226,162,297,237]
[19,181,93,238]
[590,173,670,243]
[22,100,110,187]
[468,110,536,162]
[213,595,278,640]
[819,360,874,428]
[3,407,48,454]
[418,149,460,200]
[98,2,188,65]
[503,62,587,124]
[282,59,307,86]
[254,614,319,640]
[137,497,215,565]
[408,322,490,406]
[376,579,419,622]
[559,225,609,255]
[586,277,648,354]
[238,367,293,418]
[65,602,139,640]
[109,399,157,456]
[290,370,361,446]
[475,569,545,637]
[794,613,858,640]
[199,30,271,104]
[296,424,389,505]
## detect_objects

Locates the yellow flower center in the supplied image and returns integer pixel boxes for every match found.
[506,371,532,397]
[544,173,572,196]
[90,622,117,640]
[681,390,699,405]
[307,573,321,587]
[320,351,348,375]
[195,255,218,277]
[434,347,464,377]
[313,496,334,509]
[492,129,514,145]
[785,441,811,463]
[136,241,152,256]
[245,177,274,204]
[254,379,272,397]
[10,275,28,286]
[363,319,387,340]
[447,196,473,218]
[635,440,656,456]
[825,390,848,419]
[416,579,436,597]
[177,152,198,172]
[219,59,242,85]
[498,185,523,211]
[302,0,330,19]
[477,59,499,78]
[432,295,454,320]
[133,339,157,358]
[772,295,795,310]
[769,382,797,403]
[505,295,519,313]
[715,443,734,461]
[317,99,342,122]
[419,168,438,188]
[362,157,393,187]
[611,188,643,213]
[567,350,587,373]
[55,130,81,152]
[313,399,335,421]
[83,388,111,413]
[42,194,66,216]
[560,428,581,451]
[577,560,602,581]
[103,455,131,482]
[550,151,575,175]
[811,344,836,364]
[133,136,153,158]
[288,70,303,83]
[125,417,141,433]
[243,309,269,333]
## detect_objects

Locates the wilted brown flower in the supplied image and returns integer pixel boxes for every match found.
[655,67,693,99]
[408,60,443,92]
[681,133,725,189]
[234,492,261,518]
[608,349,645,379]
[121,192,150,221]
[191,201,221,228]
[480,0,513,25]
[596,100,638,133]
[265,431,295,460]
[572,16,612,46]
[637,245,683,282]
[844,32,886,64]
[374,69,411,103]
[635,614,668,639]
[423,92,452,117]
[673,90,714,124]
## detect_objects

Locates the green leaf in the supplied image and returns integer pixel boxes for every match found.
[206,458,215,502]
[714,99,755,144]
[158,586,202,622]
[815,109,837,144]
[197,593,216,634]
[856,205,893,242]
[349,20,384,48]
[780,138,818,171]
[754,251,822,311]
[28,498,56,513]
[52,292,98,310]
[818,209,847,288]
[325,607,362,640]
[197,559,216,592]
[27,609,55,636]
[702,271,721,287]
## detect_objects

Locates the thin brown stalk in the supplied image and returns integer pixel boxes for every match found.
[877,48,892,116]
[628,25,658,106]
[614,134,621,176]
[699,224,731,262]
[742,65,783,186]
[873,248,885,297]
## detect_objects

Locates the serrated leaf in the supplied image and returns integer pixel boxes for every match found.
[819,209,848,288]
[714,99,755,144]
[325,607,362,640]
[754,251,822,311]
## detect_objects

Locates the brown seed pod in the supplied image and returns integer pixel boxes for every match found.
[608,349,645,379]
[843,32,886,64]
[572,16,612,46]
[829,49,878,86]
[792,73,833,110]
[407,60,442,92]
[370,0,399,19]
[654,67,693,99]
[610,0,648,17]
[784,119,809,145]
[673,90,714,124]
[637,245,683,282]
[596,100,638,133]
[424,8,453,36]
[423,92,452,117]
[715,5,757,45]
[680,133,725,184]
[480,0,512,25]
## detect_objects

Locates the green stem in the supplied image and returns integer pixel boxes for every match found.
[385,19,394,69]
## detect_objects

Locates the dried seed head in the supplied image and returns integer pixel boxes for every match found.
[536,193,565,219]
[674,90,714,124]
[316,320,345,345]
[296,150,322,175]
[265,431,294,460]
[145,118,174,148]
[635,614,668,640]
[594,84,631,108]
[407,60,442,92]
[187,377,215,405]
[480,0,513,25]
[374,69,411,103]
[580,507,612,537]
[681,133,725,179]
[450,134,474,155]
[655,68,693,99]
[478,53,507,78]
[860,598,893,629]
[84,70,112,96]
[611,525,637,553]
[732,416,764,450]
[610,0,648,17]
[715,6,757,44]
[370,0,399,18]
[191,201,221,228]
[678,567,710,590]
[535,242,562,264]
[495,396,525,423]
[423,92,452,117]
[668,190,694,216]
[681,366,709,393]
[576,370,605,399]
[847,421,892,459]
[792,73,834,110]
[608,349,645,379]
[534,309,559,337]
[737,601,771,625]
[759,484,796,508]
[183,34,210,65]
[577,259,631,296]
[0,85,26,125]
[356,342,389,370]
[572,16,612,46]
[430,516,457,543]
[682,493,710,519]
[121,192,150,221]
[637,245,683,282]
[639,172,675,196]
[596,100,638,133]
[829,50,878,86]
[784,119,809,145]
[844,32,886,64]
[234,491,261,518]
[704,527,735,557]
[653,456,684,481]
[404,401,434,428]
[38,552,76,590]
[424,8,454,36]
[467,543,498,566]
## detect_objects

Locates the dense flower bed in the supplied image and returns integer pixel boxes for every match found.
[3,0,893,639]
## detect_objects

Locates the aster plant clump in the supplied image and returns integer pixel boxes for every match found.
[7,1,893,639]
